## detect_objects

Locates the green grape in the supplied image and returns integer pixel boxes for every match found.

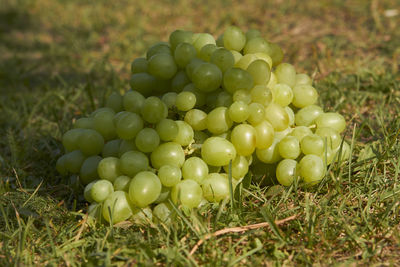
[113,176,131,192]
[158,165,182,187]
[192,33,216,53]
[91,179,114,203]
[171,71,190,92]
[97,157,121,182]
[223,26,246,51]
[228,101,250,123]
[130,72,157,97]
[250,85,272,107]
[254,120,274,149]
[176,91,196,111]
[198,44,218,61]
[274,127,293,141]
[185,58,204,80]
[290,126,313,142]
[102,191,132,224]
[113,111,129,126]
[292,84,318,108]
[151,142,185,169]
[129,171,162,208]
[141,96,168,124]
[194,130,209,144]
[73,117,94,129]
[192,63,222,93]
[173,120,194,147]
[210,48,235,73]
[131,206,153,225]
[174,42,197,68]
[115,112,144,140]
[90,107,115,118]
[299,154,326,185]
[156,119,179,141]
[230,50,243,64]
[256,139,282,164]
[146,42,171,58]
[223,68,254,94]
[78,129,104,156]
[171,179,203,209]
[230,124,257,156]
[233,89,252,104]
[265,103,289,131]
[223,155,249,179]
[64,150,86,174]
[161,92,177,109]
[202,173,230,202]
[235,53,258,70]
[207,107,233,135]
[216,91,233,107]
[148,53,177,80]
[183,83,206,107]
[102,139,122,158]
[153,202,173,224]
[278,136,300,159]
[105,92,123,112]
[123,90,145,114]
[93,109,117,141]
[295,73,312,85]
[245,29,261,41]
[216,33,224,47]
[62,128,83,152]
[269,43,284,66]
[182,157,209,184]
[247,59,271,85]
[271,84,293,107]
[285,106,295,126]
[56,154,68,175]
[316,127,341,150]
[253,53,273,69]
[118,139,137,157]
[315,112,346,133]
[184,109,207,131]
[300,134,324,156]
[276,159,298,186]
[243,37,273,55]
[169,29,194,51]
[274,63,296,88]
[131,57,148,74]
[247,103,265,125]
[135,128,160,153]
[84,181,97,203]
[201,137,236,166]
[120,150,149,177]
[295,105,323,126]
[80,155,102,185]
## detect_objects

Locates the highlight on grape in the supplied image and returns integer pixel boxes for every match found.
[57,26,350,224]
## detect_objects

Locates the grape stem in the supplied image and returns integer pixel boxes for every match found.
[189,214,298,255]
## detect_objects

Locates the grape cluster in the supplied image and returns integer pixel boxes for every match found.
[56,27,350,224]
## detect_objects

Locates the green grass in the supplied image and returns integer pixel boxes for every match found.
[1,0,399,265]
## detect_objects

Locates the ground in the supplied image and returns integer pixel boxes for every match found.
[0,0,399,265]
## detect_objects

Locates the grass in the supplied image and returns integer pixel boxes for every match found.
[0,0,399,265]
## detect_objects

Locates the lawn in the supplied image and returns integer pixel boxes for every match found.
[0,0,399,265]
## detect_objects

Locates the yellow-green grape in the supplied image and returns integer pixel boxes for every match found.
[201,137,236,166]
[171,179,203,209]
[184,109,207,131]
[223,155,249,179]
[253,53,273,69]
[245,29,261,41]
[315,112,346,133]
[146,42,171,59]
[223,26,246,52]
[230,50,243,64]
[183,83,206,107]
[115,112,144,140]
[62,128,84,152]
[173,120,194,147]
[210,48,235,73]
[90,179,114,203]
[102,139,121,158]
[93,108,117,141]
[171,71,190,93]
[233,89,252,104]
[151,142,185,169]
[148,53,177,80]
[141,96,168,124]
[131,57,148,74]
[247,59,271,85]
[84,181,97,203]
[285,106,295,126]
[192,63,222,93]
[206,107,233,135]
[315,127,341,150]
[192,33,216,53]
[80,155,102,185]
[228,101,250,123]
[105,92,123,113]
[182,157,209,184]
[299,154,326,185]
[199,44,218,61]
[235,54,258,70]
[216,91,233,107]
[161,92,177,109]
[292,84,318,108]
[278,136,300,159]
[265,103,289,131]
[202,173,230,202]
[135,128,160,153]
[272,84,293,107]
[158,165,182,187]
[129,171,162,208]
[300,134,325,156]
[243,37,273,55]
[102,191,133,224]
[269,43,284,67]
[123,90,145,114]
[230,124,257,156]
[254,120,274,149]
[223,67,254,94]
[274,63,296,88]
[156,119,179,142]
[247,103,265,125]
[97,157,121,183]
[77,129,104,156]
[169,29,194,52]
[118,139,136,157]
[176,91,196,111]
[250,85,272,107]
[256,139,282,164]
[295,105,323,126]
[113,176,131,192]
[295,73,312,85]
[120,150,149,177]
[276,159,298,186]
[174,42,197,68]
[73,117,94,129]
[290,126,313,142]
[64,150,86,174]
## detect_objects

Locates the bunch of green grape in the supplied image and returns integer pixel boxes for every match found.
[56,26,350,224]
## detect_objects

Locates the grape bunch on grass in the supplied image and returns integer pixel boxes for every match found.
[56,26,351,224]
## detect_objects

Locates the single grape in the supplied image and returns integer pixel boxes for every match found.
[276,159,298,186]
[278,136,300,159]
[176,91,196,111]
[171,70,190,93]
[151,142,185,169]
[243,37,273,55]
[174,42,197,68]
[247,59,271,85]
[105,91,123,112]
[182,157,209,184]
[299,154,326,185]
[206,107,233,135]
[210,48,235,73]
[102,191,133,224]
[265,103,289,131]
[115,112,144,140]
[230,124,257,156]
[250,85,272,107]
[269,43,284,66]
[148,53,177,80]
[271,84,293,107]
[172,120,194,147]
[245,29,261,41]
[120,150,149,177]
[113,176,131,192]
[131,57,148,74]
[223,68,254,94]
[198,44,218,61]
[84,181,97,203]
[254,120,274,149]
[202,173,230,202]
[135,128,160,153]
[256,139,282,164]
[73,117,94,129]
[80,155,102,185]
[292,84,318,108]
[183,83,206,107]
[295,73,312,85]
[171,179,203,209]
[158,165,182,187]
[247,102,265,125]
[97,157,121,183]
[102,139,121,158]
[228,101,250,123]
[64,150,86,174]
[300,134,325,156]
[129,171,162,208]
[78,129,104,156]
[141,96,168,124]
[223,26,246,51]
[295,105,323,126]
[192,63,222,93]
[169,29,194,51]
[315,112,346,133]
[130,72,157,97]
[201,137,236,166]
[223,155,249,179]
[156,119,179,141]
[275,63,296,88]
[123,90,145,114]
[93,109,117,141]
[184,109,208,131]
[91,179,114,203]
[62,128,83,152]
[161,92,178,109]
[233,89,252,104]
[56,155,68,175]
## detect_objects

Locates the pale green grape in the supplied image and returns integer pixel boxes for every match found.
[161,92,177,109]
[275,63,296,88]
[151,142,185,169]
[148,53,177,80]
[105,92,123,112]
[253,53,273,69]
[113,176,131,192]
[64,150,86,174]
[171,71,190,92]
[265,103,289,131]
[102,191,132,224]
[278,136,300,159]
[158,165,182,187]
[228,101,250,123]
[233,89,252,104]
[269,43,284,66]
[171,179,203,208]
[129,171,161,208]
[102,139,121,158]
[172,120,194,146]
[201,137,236,166]
[250,85,272,107]
[115,112,144,140]
[169,29,194,51]
[295,73,312,85]
[290,126,313,142]
[77,129,104,156]
[202,173,230,202]
[247,59,271,85]
[223,155,249,179]
[80,155,102,185]
[256,139,282,164]
[299,154,326,185]
[315,112,346,133]
[174,42,197,68]
[123,90,145,114]
[247,103,265,125]
[300,134,324,155]
[135,128,160,153]
[276,159,298,186]
[192,63,222,93]
[295,105,323,126]
[315,127,341,150]
[245,29,261,41]
[141,96,168,124]
[254,120,274,149]
[120,150,149,177]
[184,109,207,131]
[91,179,114,203]
[206,107,233,134]
[192,33,216,53]
[223,68,254,94]
[271,84,293,107]
[182,157,209,184]
[223,26,246,51]
[176,91,196,111]
[235,54,258,70]
[97,157,121,182]
[93,109,117,141]
[198,44,218,61]
[216,91,233,107]
[131,57,148,74]
[156,119,179,141]
[243,37,273,55]
[73,118,94,129]
[130,72,157,97]
[62,128,83,152]
[292,84,318,108]
[210,48,235,72]
[230,124,257,156]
